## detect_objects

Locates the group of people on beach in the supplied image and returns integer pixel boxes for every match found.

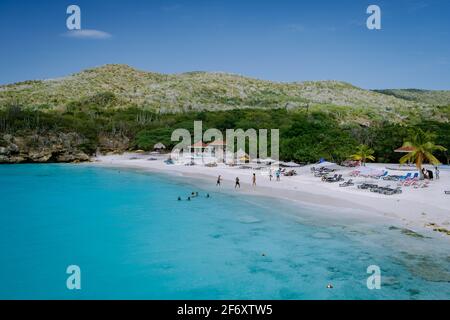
[216,174,245,188]
[215,168,282,190]
[422,166,440,180]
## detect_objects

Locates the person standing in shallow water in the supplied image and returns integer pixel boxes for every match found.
[252,173,256,187]
[216,175,222,186]
[235,177,240,189]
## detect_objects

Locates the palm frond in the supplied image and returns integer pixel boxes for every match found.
[423,151,441,165]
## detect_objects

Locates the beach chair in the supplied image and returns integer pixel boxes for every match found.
[371,185,390,193]
[400,173,418,186]
[383,187,402,195]
[339,179,354,187]
[445,191,450,195]
[358,183,378,190]
[370,171,387,179]
[376,171,388,179]
[413,181,429,189]
[400,173,412,181]
[349,170,360,177]
[384,175,401,181]
[326,174,342,183]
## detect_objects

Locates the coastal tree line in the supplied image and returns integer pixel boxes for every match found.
[1,103,449,165]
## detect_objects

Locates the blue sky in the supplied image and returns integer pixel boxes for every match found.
[0,0,449,89]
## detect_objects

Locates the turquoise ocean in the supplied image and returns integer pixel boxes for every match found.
[0,164,449,299]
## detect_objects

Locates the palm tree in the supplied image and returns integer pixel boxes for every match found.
[350,144,375,166]
[399,130,447,178]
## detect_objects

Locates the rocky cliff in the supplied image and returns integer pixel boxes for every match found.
[0,132,90,164]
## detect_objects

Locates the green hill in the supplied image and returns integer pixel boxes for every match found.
[1,64,449,125]
[0,65,422,108]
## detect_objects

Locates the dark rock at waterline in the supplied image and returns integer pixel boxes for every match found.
[388,226,427,239]
[0,132,90,164]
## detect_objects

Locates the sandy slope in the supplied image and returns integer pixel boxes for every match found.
[92,153,450,238]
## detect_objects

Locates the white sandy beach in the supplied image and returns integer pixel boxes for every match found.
[92,153,450,238]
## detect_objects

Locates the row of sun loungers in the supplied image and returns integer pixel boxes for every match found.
[398,179,429,188]
[383,172,419,181]
[312,167,404,195]
[382,175,403,181]
[372,186,402,195]
[357,183,378,190]
[349,170,388,179]
[350,171,424,184]
[357,183,402,195]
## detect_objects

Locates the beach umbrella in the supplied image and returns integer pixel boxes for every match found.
[394,146,416,153]
[154,143,166,152]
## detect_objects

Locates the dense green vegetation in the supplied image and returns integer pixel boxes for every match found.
[1,104,449,164]
[1,64,448,126]
[1,65,449,164]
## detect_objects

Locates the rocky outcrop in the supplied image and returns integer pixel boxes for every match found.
[98,133,130,153]
[0,132,91,164]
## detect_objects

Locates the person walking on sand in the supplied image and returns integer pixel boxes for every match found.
[235,177,240,189]
[269,168,273,181]
[435,166,440,180]
[276,169,281,182]
[252,173,256,187]
[216,175,222,186]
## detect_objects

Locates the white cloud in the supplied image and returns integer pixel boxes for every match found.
[63,29,112,39]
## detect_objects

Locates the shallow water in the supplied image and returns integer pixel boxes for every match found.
[0,164,449,299]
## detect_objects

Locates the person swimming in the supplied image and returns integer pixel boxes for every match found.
[206,193,210,198]
[177,197,181,201]
[187,197,191,201]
